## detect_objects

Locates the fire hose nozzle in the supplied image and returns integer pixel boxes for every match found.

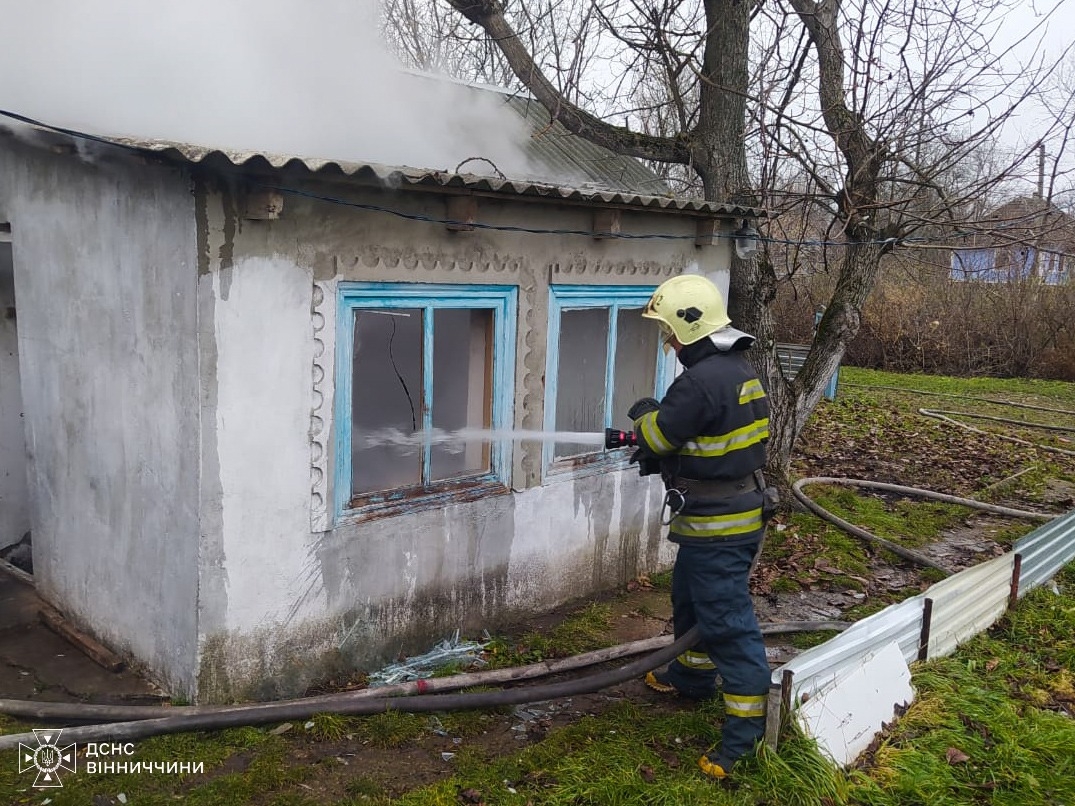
[604,428,638,450]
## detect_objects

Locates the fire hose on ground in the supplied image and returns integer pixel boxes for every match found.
[0,394,1065,750]
[0,620,852,750]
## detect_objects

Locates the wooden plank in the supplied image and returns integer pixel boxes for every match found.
[39,607,126,673]
[592,208,621,239]
[446,196,478,231]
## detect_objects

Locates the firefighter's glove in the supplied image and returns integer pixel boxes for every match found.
[630,449,662,477]
[628,397,661,421]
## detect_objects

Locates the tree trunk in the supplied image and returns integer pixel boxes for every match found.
[763,239,885,493]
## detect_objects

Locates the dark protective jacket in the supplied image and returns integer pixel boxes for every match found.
[632,335,769,546]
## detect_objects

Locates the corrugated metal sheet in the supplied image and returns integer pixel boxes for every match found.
[1015,508,1075,594]
[776,343,809,379]
[775,507,1075,749]
[775,507,1075,703]
[3,82,759,216]
[926,553,1015,658]
[98,134,754,217]
[501,94,668,196]
[773,594,926,703]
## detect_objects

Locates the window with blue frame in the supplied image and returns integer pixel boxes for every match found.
[543,285,671,471]
[335,283,516,517]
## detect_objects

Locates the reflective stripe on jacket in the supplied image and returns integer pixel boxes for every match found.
[633,336,769,544]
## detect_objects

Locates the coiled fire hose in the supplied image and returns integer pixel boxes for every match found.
[792,477,1056,576]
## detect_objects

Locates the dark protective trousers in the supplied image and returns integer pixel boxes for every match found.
[664,535,770,766]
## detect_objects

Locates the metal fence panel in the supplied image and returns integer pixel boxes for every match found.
[1015,509,1075,595]
[776,344,808,380]
[925,553,1015,659]
[773,507,1075,748]
[773,594,925,703]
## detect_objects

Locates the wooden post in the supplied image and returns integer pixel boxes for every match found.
[694,218,719,247]
[764,670,794,750]
[1009,553,1023,608]
[446,196,478,231]
[764,683,784,749]
[592,209,621,239]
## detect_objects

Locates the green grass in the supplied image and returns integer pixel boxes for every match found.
[309,711,352,742]
[3,369,1072,805]
[843,367,1075,404]
[370,566,1075,806]
[355,710,428,748]
[806,485,974,549]
[485,601,616,667]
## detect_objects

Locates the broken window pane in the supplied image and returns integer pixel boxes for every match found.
[430,308,493,481]
[352,308,422,495]
[351,305,497,498]
[554,307,609,459]
[611,307,659,431]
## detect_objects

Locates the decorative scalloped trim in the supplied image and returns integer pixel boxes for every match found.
[549,259,677,277]
[310,279,335,532]
[337,247,523,275]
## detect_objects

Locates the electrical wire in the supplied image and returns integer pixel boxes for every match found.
[0,107,1044,251]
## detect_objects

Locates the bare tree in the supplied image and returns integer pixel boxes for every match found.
[432,0,1065,487]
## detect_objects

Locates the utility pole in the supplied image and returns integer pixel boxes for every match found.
[1037,143,1045,200]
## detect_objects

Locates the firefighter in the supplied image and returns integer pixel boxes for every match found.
[628,273,775,781]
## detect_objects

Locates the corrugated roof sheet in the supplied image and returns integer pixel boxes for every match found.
[104,135,753,217]
[1,75,759,217]
[0,79,761,218]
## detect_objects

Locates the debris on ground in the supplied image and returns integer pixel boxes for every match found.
[366,630,490,686]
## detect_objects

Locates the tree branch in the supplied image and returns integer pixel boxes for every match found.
[445,0,692,165]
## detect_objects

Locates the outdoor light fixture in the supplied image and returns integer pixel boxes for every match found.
[733,219,759,258]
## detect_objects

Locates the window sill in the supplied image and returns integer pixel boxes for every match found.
[543,449,637,484]
[338,476,511,525]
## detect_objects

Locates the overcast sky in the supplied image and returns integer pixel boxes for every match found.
[0,0,1071,195]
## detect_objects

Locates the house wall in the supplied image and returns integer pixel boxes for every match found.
[0,239,31,550]
[0,140,201,694]
[195,177,733,700]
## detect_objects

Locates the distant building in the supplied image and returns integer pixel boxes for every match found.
[0,93,757,702]
[950,196,1075,285]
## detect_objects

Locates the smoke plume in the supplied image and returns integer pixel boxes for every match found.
[0,0,545,179]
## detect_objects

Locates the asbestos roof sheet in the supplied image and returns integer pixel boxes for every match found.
[106,135,753,217]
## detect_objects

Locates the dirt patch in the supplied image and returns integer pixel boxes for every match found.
[0,573,164,704]
[919,515,1009,570]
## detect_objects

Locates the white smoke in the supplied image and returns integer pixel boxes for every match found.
[0,0,547,180]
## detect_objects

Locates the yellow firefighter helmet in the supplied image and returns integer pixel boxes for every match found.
[642,275,731,346]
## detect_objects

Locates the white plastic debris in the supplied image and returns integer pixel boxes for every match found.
[367,630,490,686]
[441,752,455,761]
[117,795,128,804]
[796,640,914,766]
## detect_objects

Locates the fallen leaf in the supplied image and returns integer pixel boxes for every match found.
[639,766,656,783]
[659,752,680,768]
[985,659,1000,672]
[946,747,970,764]
[458,788,484,804]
